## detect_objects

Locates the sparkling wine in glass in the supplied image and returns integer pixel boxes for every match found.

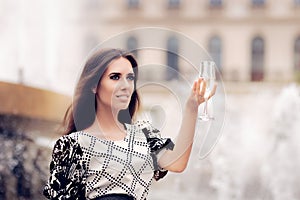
[198,60,216,121]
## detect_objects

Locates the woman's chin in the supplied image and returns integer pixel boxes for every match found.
[115,103,130,111]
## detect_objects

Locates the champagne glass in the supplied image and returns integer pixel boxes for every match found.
[198,60,216,121]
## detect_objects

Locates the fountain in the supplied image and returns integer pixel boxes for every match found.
[0,115,51,199]
[148,83,300,200]
[0,82,69,200]
[207,83,300,200]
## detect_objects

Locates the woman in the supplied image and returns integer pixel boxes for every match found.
[43,48,216,200]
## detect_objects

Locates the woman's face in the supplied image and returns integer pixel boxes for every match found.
[95,57,135,112]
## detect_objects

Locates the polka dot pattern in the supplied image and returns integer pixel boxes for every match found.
[69,121,157,200]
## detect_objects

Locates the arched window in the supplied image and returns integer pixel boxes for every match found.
[168,0,180,8]
[251,36,265,81]
[127,0,139,8]
[166,36,179,80]
[210,0,223,7]
[295,36,300,71]
[252,0,265,7]
[208,36,222,74]
[126,36,138,58]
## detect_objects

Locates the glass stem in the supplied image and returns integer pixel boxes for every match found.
[203,98,208,116]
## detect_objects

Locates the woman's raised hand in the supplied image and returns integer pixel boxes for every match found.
[187,78,217,110]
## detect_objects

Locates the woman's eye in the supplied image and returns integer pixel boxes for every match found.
[127,75,136,81]
[110,74,120,80]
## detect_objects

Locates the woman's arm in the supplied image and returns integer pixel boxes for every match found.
[43,135,86,199]
[158,78,217,172]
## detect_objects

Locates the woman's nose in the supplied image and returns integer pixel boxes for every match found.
[119,78,131,89]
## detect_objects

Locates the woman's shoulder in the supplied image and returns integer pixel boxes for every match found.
[54,132,78,145]
[51,132,84,162]
[51,133,82,153]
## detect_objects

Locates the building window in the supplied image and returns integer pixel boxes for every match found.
[166,36,179,80]
[208,36,222,76]
[126,36,138,58]
[295,37,300,71]
[210,0,223,8]
[168,0,180,9]
[127,0,139,8]
[252,0,265,7]
[251,36,265,81]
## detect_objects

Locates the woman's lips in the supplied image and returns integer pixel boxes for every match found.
[116,94,130,101]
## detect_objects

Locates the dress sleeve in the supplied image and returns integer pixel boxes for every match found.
[43,135,86,200]
[141,121,175,181]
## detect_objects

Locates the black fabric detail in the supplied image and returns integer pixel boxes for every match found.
[43,136,86,200]
[141,125,174,181]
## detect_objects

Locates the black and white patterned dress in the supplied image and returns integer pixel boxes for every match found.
[43,121,174,200]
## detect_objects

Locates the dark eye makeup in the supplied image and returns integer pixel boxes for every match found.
[109,72,135,81]
[109,73,120,80]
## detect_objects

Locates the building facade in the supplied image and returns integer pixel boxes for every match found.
[0,0,300,94]
[94,0,300,82]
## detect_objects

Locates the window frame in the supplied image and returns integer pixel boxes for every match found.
[208,35,222,74]
[294,36,300,71]
[251,36,265,81]
[166,36,179,80]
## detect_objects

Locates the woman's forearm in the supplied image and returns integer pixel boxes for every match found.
[158,102,198,172]
[158,78,216,173]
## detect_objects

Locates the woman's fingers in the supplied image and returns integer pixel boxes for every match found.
[192,80,197,94]
[199,79,206,97]
[192,78,217,105]
[207,82,218,100]
[194,78,204,104]
[196,78,200,95]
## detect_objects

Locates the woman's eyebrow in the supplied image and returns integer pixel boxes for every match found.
[127,72,135,76]
[108,72,121,76]
[108,72,135,76]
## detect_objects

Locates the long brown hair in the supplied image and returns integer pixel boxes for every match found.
[62,48,140,135]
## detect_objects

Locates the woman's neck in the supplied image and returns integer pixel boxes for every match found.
[88,106,126,140]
